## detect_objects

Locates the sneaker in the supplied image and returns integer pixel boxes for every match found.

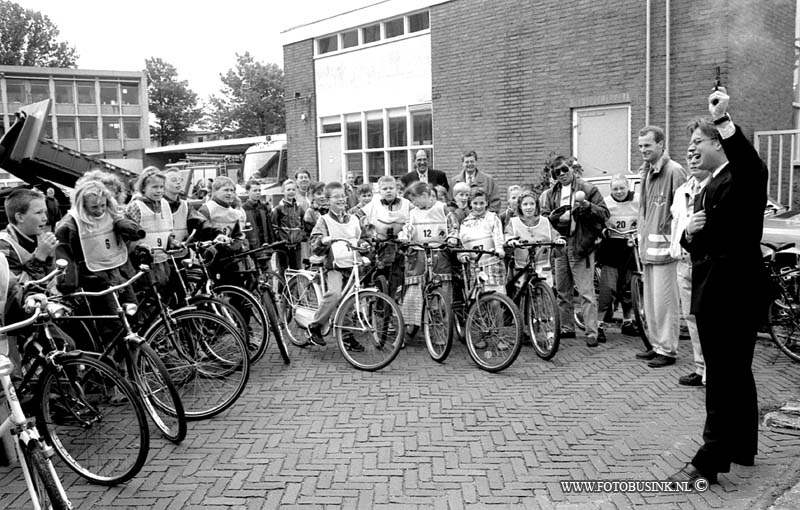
[621,321,639,336]
[678,373,704,387]
[560,329,576,339]
[647,354,676,368]
[635,349,656,360]
[344,340,365,352]
[306,325,326,346]
[597,327,607,344]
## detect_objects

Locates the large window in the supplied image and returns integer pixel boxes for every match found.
[55,81,74,104]
[77,82,95,104]
[120,83,139,105]
[6,80,24,103]
[100,82,118,105]
[339,105,433,182]
[80,119,98,139]
[123,119,140,139]
[103,119,120,139]
[30,82,49,102]
[57,117,76,139]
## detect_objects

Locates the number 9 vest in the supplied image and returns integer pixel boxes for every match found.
[134,199,173,263]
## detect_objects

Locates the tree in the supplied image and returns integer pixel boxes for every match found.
[146,57,201,146]
[207,52,285,136]
[0,1,78,67]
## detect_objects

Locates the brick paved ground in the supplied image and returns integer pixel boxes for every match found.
[2,327,799,509]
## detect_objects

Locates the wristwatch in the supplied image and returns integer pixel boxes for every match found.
[713,113,731,125]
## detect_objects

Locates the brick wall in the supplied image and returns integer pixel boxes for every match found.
[429,0,795,203]
[283,40,319,181]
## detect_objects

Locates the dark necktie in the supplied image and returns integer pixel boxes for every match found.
[694,184,707,212]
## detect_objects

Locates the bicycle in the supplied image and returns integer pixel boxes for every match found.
[399,241,454,362]
[762,241,800,362]
[53,264,187,444]
[1,283,73,508]
[603,226,651,351]
[12,265,149,486]
[280,238,405,371]
[449,246,523,372]
[505,239,564,360]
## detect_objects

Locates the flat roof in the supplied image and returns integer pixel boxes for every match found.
[0,65,145,79]
[281,0,450,45]
[145,134,286,155]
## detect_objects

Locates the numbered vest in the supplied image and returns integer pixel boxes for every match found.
[410,202,448,243]
[0,228,33,266]
[604,194,639,237]
[510,216,554,270]
[321,214,361,268]
[368,199,409,239]
[205,200,246,235]
[134,199,173,264]
[459,214,496,253]
[74,213,128,272]
[171,200,189,243]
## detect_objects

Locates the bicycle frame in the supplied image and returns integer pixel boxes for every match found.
[1,305,73,510]
[506,241,561,302]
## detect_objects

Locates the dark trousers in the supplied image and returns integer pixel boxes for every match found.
[691,309,759,474]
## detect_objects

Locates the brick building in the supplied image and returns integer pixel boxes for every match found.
[282,0,795,195]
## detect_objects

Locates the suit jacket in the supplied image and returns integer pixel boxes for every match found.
[399,169,449,191]
[680,125,768,316]
[450,170,501,212]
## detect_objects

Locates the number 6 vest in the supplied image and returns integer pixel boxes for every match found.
[74,213,128,272]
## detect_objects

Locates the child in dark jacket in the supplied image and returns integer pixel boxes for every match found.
[271,178,306,271]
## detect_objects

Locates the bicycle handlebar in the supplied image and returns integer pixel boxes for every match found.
[0,304,42,334]
[22,259,68,291]
[400,241,449,251]
[61,269,148,299]
[218,240,287,263]
[604,227,638,237]
[504,239,565,249]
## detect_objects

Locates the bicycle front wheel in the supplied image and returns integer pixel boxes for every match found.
[36,354,150,486]
[334,290,404,371]
[260,284,291,364]
[631,274,652,351]
[132,342,187,443]
[146,310,250,420]
[527,280,560,360]
[214,285,270,364]
[465,292,523,372]
[768,301,800,363]
[282,274,321,348]
[20,439,72,510]
[423,289,453,362]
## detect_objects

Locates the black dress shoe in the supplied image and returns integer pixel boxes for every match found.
[560,329,576,339]
[668,463,718,484]
[678,373,704,386]
[635,349,656,360]
[647,354,676,368]
[732,455,755,467]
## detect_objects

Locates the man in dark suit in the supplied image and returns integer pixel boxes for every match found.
[670,88,769,485]
[399,150,449,191]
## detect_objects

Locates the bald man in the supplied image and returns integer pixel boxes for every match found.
[399,150,449,191]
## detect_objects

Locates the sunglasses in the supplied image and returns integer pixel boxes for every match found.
[553,165,571,176]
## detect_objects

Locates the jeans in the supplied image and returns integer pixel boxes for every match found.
[554,245,597,338]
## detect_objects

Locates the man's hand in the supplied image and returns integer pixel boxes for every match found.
[34,232,58,260]
[709,86,729,121]
[687,210,707,235]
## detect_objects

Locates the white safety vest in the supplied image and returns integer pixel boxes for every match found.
[409,202,448,243]
[0,227,33,267]
[171,200,189,244]
[365,198,410,240]
[509,216,554,270]
[459,213,501,268]
[73,212,128,272]
[321,213,361,268]
[604,194,639,237]
[134,199,173,264]
[205,201,246,235]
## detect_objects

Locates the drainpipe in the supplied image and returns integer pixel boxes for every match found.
[645,0,651,127]
[665,0,671,151]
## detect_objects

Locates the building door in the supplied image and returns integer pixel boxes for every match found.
[572,105,630,177]
[318,135,342,183]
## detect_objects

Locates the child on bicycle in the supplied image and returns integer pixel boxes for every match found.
[271,178,306,272]
[456,188,506,295]
[398,182,453,341]
[360,175,411,299]
[596,174,639,342]
[306,181,369,349]
[505,190,559,288]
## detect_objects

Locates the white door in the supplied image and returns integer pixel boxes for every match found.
[318,135,342,183]
[572,105,630,178]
